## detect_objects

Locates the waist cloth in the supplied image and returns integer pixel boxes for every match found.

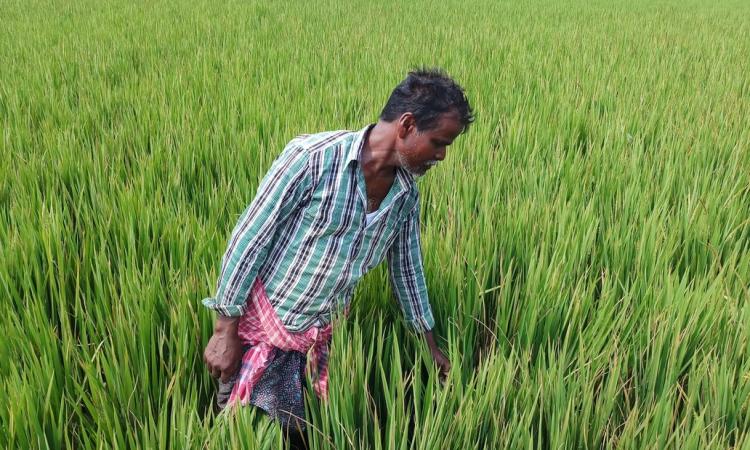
[215,278,336,430]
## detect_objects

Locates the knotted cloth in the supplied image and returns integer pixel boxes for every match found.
[227,279,334,411]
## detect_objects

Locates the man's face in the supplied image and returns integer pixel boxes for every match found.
[396,112,463,178]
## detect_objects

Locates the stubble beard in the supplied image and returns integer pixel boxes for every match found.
[396,152,431,179]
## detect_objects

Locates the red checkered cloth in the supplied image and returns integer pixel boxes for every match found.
[227,278,335,407]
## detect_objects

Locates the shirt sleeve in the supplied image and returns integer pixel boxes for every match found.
[202,141,312,317]
[386,197,435,333]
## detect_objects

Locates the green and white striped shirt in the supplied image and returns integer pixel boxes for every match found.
[202,125,435,333]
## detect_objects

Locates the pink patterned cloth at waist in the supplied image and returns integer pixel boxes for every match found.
[228,278,334,407]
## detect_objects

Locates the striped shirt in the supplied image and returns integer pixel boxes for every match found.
[202,124,435,333]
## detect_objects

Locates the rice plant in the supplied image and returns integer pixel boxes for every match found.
[1,0,749,448]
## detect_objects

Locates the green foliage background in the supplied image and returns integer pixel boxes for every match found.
[1,0,749,448]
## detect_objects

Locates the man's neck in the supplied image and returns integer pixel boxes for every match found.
[360,121,399,178]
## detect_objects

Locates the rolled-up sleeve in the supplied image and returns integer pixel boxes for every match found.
[386,198,435,332]
[202,141,312,317]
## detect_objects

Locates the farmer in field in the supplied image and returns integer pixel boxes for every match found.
[202,68,473,443]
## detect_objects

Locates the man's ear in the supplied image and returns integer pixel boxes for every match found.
[397,113,416,139]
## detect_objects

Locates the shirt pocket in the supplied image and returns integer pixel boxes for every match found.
[302,186,358,238]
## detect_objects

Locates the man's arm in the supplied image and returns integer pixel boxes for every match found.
[204,141,311,316]
[386,199,451,380]
[203,141,312,382]
[423,329,450,382]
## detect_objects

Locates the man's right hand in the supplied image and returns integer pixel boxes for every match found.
[203,316,244,383]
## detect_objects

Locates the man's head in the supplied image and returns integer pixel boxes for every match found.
[380,68,474,177]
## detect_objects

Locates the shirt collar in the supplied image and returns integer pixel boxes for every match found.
[346,123,374,167]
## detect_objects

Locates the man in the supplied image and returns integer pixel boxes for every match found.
[202,67,474,444]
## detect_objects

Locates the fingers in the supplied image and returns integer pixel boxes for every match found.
[438,370,448,386]
[214,363,242,383]
[204,354,222,379]
[204,349,216,378]
[205,356,240,382]
[437,355,450,372]
[220,366,237,384]
[436,357,450,385]
[204,342,243,381]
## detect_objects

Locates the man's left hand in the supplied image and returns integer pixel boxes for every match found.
[424,330,451,382]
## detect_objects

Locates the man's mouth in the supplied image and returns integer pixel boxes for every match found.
[424,161,439,170]
[408,161,438,178]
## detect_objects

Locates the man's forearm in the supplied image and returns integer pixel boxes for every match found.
[204,315,244,382]
[423,330,439,351]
